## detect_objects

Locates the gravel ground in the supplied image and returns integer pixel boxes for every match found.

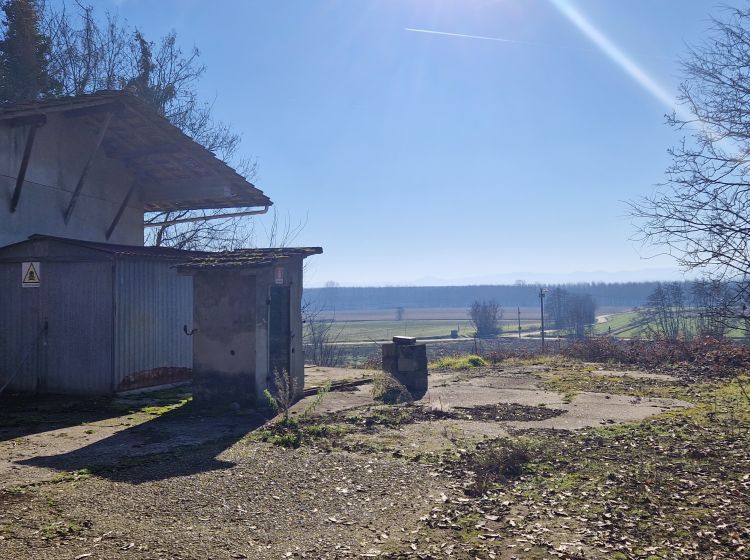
[0,441,453,559]
[0,363,709,560]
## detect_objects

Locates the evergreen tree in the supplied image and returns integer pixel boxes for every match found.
[0,0,59,102]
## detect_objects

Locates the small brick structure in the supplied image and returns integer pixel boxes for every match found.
[382,336,428,399]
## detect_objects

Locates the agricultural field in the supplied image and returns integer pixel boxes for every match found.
[1,354,747,559]
[591,311,645,337]
[307,307,544,343]
[308,307,632,344]
[318,319,543,343]
[593,310,750,339]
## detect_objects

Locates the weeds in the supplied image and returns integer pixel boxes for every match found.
[371,372,412,404]
[41,520,82,540]
[302,381,331,419]
[256,382,339,448]
[463,438,532,496]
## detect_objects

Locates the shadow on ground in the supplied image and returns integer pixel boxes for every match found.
[0,393,175,443]
[16,401,269,484]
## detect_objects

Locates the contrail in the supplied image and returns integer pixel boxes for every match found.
[404,28,528,45]
[404,26,668,61]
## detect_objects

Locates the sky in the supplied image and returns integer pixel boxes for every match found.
[85,0,739,286]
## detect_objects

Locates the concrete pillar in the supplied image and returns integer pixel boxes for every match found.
[382,337,428,399]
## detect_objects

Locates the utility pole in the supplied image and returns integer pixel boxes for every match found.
[539,287,547,352]
[517,307,521,339]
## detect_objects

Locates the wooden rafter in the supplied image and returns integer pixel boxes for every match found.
[10,119,46,212]
[106,180,138,239]
[63,111,114,224]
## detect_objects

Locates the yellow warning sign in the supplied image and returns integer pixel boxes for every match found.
[21,262,41,288]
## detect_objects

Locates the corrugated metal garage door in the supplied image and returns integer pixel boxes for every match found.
[42,261,113,394]
[0,262,44,393]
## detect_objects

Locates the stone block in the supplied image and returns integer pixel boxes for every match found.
[381,341,428,399]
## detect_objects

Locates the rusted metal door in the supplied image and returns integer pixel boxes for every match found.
[268,285,291,378]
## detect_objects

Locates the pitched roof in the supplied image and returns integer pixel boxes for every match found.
[0,90,272,212]
[22,234,208,260]
[10,235,322,268]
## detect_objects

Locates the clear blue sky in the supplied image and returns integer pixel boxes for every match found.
[103,0,733,286]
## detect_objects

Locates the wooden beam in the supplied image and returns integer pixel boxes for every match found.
[63,111,114,224]
[105,181,138,239]
[0,97,123,123]
[10,122,43,212]
[7,114,46,128]
[63,101,125,119]
[107,142,181,162]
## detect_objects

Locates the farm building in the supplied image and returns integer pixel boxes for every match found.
[0,90,321,399]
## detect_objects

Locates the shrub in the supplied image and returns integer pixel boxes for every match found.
[561,336,750,378]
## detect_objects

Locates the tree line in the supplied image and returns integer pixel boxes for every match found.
[304,282,664,311]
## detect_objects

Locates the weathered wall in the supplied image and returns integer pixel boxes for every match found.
[113,260,193,391]
[0,113,142,248]
[192,272,257,404]
[254,259,305,400]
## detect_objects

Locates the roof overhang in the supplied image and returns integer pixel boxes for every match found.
[0,90,272,213]
[176,247,323,272]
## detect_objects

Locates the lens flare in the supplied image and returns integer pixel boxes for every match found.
[548,0,676,111]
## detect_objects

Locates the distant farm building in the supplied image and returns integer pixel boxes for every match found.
[0,90,320,399]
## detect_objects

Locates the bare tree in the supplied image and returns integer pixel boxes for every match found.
[302,300,343,367]
[470,300,502,339]
[640,282,691,341]
[692,279,734,339]
[631,7,750,322]
[545,288,597,338]
[566,293,597,339]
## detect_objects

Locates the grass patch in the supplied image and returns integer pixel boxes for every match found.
[41,520,82,540]
[51,469,92,484]
[431,354,488,369]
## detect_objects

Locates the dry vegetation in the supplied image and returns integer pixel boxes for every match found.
[1,344,748,559]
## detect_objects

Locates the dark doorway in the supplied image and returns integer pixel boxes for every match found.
[268,285,291,381]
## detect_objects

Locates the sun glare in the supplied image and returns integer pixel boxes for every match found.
[548,0,677,112]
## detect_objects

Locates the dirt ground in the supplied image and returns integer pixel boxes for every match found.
[0,361,731,560]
